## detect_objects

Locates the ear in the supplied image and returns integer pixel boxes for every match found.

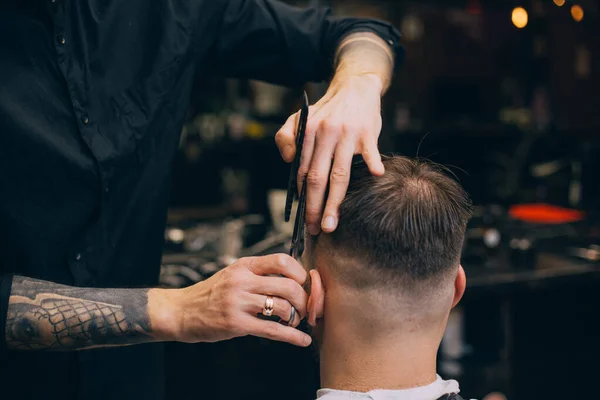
[307,269,325,327]
[452,265,466,309]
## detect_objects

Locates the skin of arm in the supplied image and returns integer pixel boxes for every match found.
[331,31,395,95]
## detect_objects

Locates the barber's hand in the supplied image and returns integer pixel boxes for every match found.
[276,75,384,235]
[159,254,311,347]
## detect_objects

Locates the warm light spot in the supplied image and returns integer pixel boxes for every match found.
[246,122,265,139]
[512,7,528,28]
[553,0,565,6]
[166,229,185,243]
[571,5,584,22]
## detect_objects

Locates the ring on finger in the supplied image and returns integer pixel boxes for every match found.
[287,306,296,326]
[262,296,274,317]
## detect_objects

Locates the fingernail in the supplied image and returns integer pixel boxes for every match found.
[308,224,320,236]
[304,335,312,346]
[322,216,335,231]
[282,145,293,161]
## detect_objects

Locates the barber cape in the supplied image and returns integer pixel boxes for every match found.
[316,375,466,400]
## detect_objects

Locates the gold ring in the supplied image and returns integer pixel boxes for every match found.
[262,296,274,317]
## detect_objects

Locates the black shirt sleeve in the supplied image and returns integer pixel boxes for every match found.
[0,274,13,351]
[211,0,403,86]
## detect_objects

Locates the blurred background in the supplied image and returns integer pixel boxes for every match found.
[161,0,600,399]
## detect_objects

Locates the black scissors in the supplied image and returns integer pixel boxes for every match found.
[256,92,308,328]
[285,91,309,261]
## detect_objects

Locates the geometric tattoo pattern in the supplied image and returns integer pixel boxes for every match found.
[5,277,152,351]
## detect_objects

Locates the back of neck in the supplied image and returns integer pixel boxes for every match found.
[318,320,439,393]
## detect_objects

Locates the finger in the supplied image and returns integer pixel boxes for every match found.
[362,136,385,176]
[243,315,312,347]
[249,275,308,318]
[304,121,339,235]
[321,140,354,233]
[248,294,301,328]
[296,108,320,194]
[275,112,299,162]
[244,254,307,286]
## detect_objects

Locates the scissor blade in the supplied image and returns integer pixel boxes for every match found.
[284,91,309,222]
[289,182,307,258]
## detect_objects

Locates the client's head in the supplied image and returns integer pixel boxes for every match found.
[303,155,472,350]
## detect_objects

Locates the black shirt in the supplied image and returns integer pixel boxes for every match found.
[0,0,402,399]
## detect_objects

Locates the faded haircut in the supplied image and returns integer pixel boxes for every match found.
[311,155,473,291]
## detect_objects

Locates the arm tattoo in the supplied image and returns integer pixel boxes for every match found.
[5,276,154,351]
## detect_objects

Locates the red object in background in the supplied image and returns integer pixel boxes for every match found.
[509,203,585,224]
[467,0,482,15]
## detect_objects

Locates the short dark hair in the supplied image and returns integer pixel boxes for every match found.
[313,155,472,290]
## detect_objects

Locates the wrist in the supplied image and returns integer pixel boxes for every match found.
[148,288,184,342]
[353,73,385,95]
[330,72,384,97]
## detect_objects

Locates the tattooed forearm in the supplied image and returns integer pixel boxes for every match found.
[5,276,154,351]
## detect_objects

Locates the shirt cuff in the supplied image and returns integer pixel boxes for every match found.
[0,274,14,351]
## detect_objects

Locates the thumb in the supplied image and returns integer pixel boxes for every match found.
[275,112,299,163]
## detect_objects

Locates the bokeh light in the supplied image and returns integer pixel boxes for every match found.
[571,5,584,22]
[512,7,528,29]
